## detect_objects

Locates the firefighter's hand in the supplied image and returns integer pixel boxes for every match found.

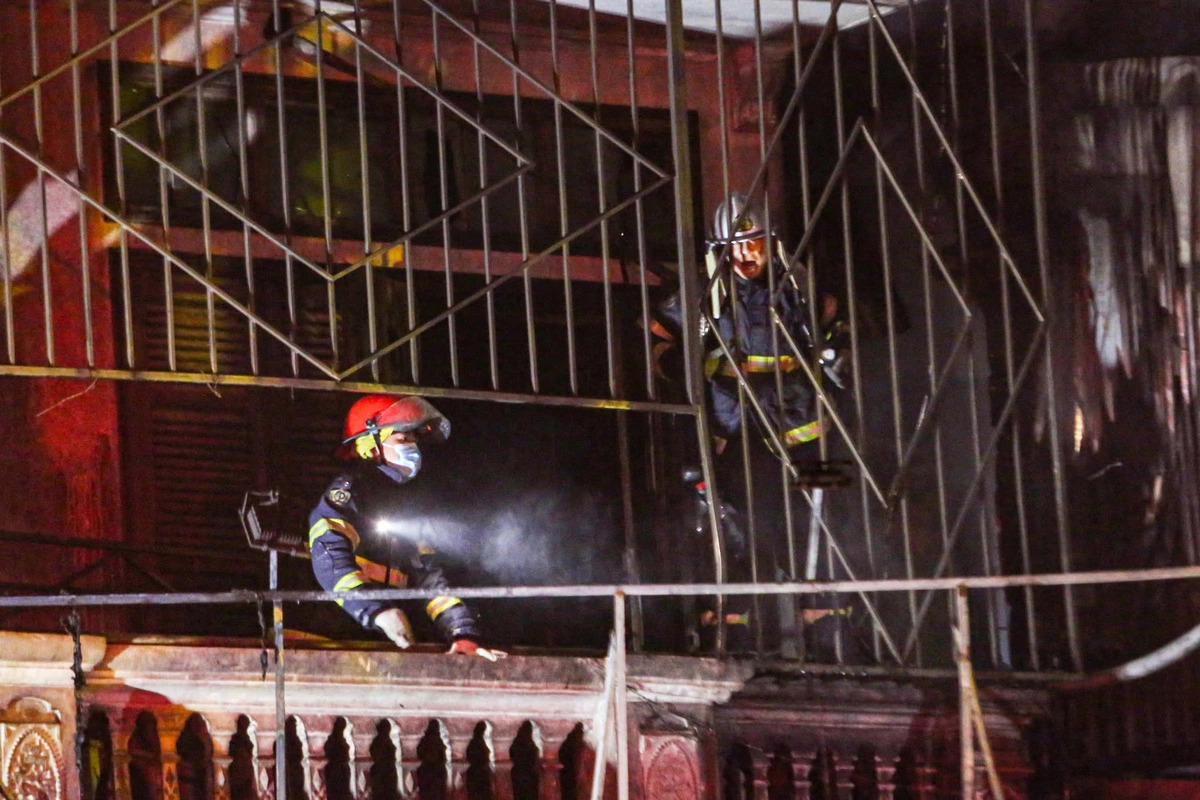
[374,608,414,650]
[447,639,508,660]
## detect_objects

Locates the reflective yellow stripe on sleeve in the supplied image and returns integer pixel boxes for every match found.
[308,517,361,550]
[332,571,367,606]
[426,596,463,620]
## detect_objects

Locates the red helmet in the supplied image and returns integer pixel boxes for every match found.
[336,394,450,459]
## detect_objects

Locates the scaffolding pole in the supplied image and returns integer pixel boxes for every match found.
[0,564,1199,609]
[955,586,1005,800]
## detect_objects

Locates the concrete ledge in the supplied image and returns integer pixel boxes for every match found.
[0,632,106,687]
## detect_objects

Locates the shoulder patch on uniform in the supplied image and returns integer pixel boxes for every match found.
[325,474,355,508]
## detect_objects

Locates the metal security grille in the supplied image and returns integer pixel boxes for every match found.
[2,0,1200,691]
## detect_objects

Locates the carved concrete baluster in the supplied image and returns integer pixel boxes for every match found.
[463,721,495,800]
[748,751,768,800]
[834,751,854,799]
[209,716,236,800]
[398,722,424,799]
[508,721,541,800]
[348,718,378,800]
[121,710,166,800]
[799,750,821,800]
[305,718,332,800]
[875,748,898,800]
[112,722,133,800]
[490,723,516,800]
[159,713,187,800]
[541,723,576,800]
[538,751,561,800]
[446,719,476,800]
[790,756,811,800]
[257,720,277,800]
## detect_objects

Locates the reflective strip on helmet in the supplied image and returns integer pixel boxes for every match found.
[784,419,827,445]
[742,355,799,373]
[354,426,395,459]
[333,571,367,606]
[426,596,463,620]
[309,517,361,550]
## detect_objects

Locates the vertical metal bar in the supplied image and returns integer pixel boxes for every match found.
[628,0,654,400]
[271,550,287,800]
[983,4,1023,655]
[232,0,259,375]
[715,0,730,203]
[737,390,762,653]
[274,13,298,379]
[841,4,879,661]
[151,4,177,373]
[840,13,914,663]
[617,410,643,650]
[955,586,975,800]
[874,143,920,668]
[353,1,380,383]
[906,0,956,669]
[944,0,999,665]
[548,0,578,395]
[471,1,500,391]
[588,0,617,398]
[109,0,135,369]
[613,591,629,800]
[756,0,800,659]
[272,1,299,379]
[70,0,95,367]
[392,0,419,383]
[0,33,14,363]
[431,11,459,386]
[0,166,10,363]
[509,0,538,393]
[314,14,340,371]
[30,0,55,365]
[665,0,725,651]
[1024,0,1082,672]
[192,0,218,375]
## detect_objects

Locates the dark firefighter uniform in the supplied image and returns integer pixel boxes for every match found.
[656,260,827,449]
[307,461,481,642]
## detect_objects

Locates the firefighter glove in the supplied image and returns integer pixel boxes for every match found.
[447,639,508,661]
[374,608,414,650]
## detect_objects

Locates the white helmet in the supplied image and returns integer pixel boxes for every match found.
[709,193,767,246]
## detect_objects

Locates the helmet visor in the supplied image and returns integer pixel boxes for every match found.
[337,396,450,459]
[372,396,449,442]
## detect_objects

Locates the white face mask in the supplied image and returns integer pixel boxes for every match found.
[380,439,422,480]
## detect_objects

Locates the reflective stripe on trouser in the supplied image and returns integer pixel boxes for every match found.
[308,517,361,549]
[333,571,367,606]
[706,353,801,378]
[784,418,826,445]
[426,596,463,620]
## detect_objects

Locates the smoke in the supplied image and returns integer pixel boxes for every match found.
[369,402,626,591]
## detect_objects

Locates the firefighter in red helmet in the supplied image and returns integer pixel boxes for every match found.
[308,394,505,660]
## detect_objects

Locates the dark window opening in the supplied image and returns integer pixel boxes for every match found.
[100,62,697,262]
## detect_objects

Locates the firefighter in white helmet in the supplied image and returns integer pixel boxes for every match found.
[652,192,847,458]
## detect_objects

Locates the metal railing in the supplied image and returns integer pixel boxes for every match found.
[0,0,1197,684]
